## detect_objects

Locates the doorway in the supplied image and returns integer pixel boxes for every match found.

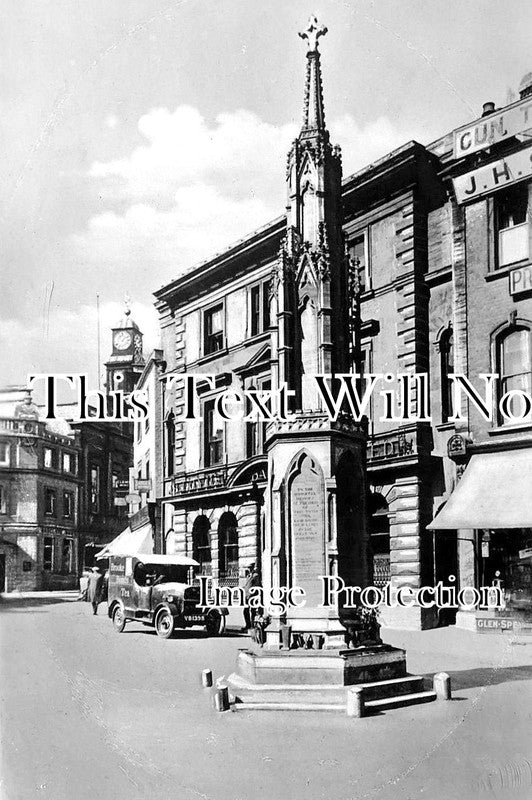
[0,554,6,592]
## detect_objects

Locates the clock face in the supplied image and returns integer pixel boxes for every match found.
[114,331,132,350]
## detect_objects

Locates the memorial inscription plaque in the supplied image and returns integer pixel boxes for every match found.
[290,455,325,607]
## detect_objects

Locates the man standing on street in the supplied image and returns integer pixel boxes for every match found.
[88,567,105,615]
[242,563,260,632]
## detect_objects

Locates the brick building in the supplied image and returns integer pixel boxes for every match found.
[150,23,532,629]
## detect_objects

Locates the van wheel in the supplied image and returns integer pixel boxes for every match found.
[205,610,226,637]
[112,605,126,633]
[155,608,176,639]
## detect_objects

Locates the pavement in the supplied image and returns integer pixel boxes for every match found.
[0,593,531,800]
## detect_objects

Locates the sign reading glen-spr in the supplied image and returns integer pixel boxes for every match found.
[454,96,532,158]
[453,145,532,204]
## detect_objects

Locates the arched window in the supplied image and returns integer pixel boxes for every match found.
[439,327,454,422]
[165,412,175,476]
[218,512,239,585]
[497,326,532,424]
[301,185,316,245]
[192,516,211,575]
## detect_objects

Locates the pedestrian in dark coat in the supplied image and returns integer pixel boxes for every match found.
[88,567,105,615]
[242,563,260,631]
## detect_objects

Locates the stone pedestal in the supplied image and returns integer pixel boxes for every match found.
[263,413,368,648]
[227,643,408,705]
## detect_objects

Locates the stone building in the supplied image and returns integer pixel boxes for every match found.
[152,21,532,629]
[0,388,80,591]
[126,347,165,555]
[73,303,145,566]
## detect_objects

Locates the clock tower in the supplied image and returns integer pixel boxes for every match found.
[105,298,145,395]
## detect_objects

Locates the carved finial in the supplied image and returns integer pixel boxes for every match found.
[124,292,131,317]
[299,15,327,54]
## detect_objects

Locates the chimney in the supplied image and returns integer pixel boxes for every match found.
[519,72,532,100]
[482,101,496,117]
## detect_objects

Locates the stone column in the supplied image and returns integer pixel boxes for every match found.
[455,529,478,631]
[382,476,435,630]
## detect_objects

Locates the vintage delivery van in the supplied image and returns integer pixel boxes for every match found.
[107,554,227,638]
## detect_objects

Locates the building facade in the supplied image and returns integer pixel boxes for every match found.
[0,388,80,591]
[76,304,145,566]
[152,26,532,629]
[127,347,165,554]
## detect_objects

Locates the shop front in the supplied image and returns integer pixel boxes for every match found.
[429,447,532,633]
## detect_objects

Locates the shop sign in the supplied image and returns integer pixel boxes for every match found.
[476,617,519,632]
[125,493,141,505]
[509,265,532,296]
[481,540,490,558]
[519,547,532,560]
[135,478,152,492]
[453,145,532,204]
[454,96,532,158]
[113,497,127,507]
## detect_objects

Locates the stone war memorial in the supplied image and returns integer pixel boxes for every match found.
[227,18,438,713]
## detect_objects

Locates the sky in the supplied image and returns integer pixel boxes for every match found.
[2,0,532,392]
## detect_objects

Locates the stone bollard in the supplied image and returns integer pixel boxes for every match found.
[346,686,365,717]
[201,669,213,688]
[433,672,452,700]
[214,685,230,712]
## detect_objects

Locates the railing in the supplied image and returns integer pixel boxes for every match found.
[0,418,41,435]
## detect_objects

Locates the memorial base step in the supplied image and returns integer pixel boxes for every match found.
[229,684,438,713]
[227,673,425,705]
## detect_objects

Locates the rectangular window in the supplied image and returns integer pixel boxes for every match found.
[61,539,74,573]
[144,388,150,433]
[246,378,271,457]
[250,280,271,337]
[497,184,529,268]
[90,465,100,513]
[204,399,224,467]
[43,537,54,571]
[250,285,260,336]
[204,304,224,355]
[44,488,56,516]
[44,447,56,469]
[349,232,370,293]
[63,491,73,518]
[0,484,6,514]
[62,452,76,474]
[0,442,9,466]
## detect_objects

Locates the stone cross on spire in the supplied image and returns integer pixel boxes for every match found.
[299,15,328,53]
[299,16,328,130]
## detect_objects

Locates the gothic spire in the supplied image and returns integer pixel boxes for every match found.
[299,16,328,132]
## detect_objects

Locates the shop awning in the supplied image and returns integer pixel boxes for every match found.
[428,449,532,530]
[95,524,154,559]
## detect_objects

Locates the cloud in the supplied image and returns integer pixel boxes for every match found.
[70,184,277,288]
[90,106,297,204]
[77,105,416,289]
[2,104,417,385]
